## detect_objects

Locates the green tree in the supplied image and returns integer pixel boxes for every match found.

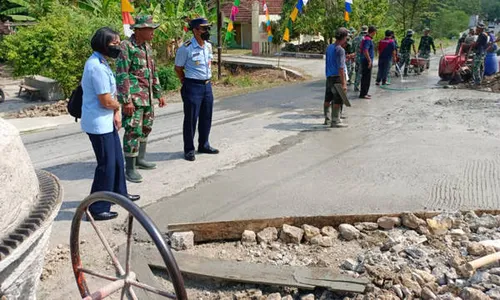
[1,3,121,95]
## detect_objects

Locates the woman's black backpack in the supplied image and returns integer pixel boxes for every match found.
[67,85,83,122]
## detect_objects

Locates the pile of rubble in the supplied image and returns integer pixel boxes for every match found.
[172,211,500,299]
[9,100,68,118]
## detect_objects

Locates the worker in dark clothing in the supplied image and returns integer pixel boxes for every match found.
[456,33,467,55]
[418,28,436,69]
[473,23,489,85]
[398,29,417,77]
[376,30,396,86]
[359,26,377,99]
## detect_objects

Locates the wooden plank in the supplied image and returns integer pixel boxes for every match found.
[116,245,164,300]
[168,210,500,243]
[142,245,369,293]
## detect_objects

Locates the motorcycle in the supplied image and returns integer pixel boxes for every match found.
[0,87,4,103]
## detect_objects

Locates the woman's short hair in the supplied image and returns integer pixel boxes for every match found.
[91,27,119,55]
[335,27,349,41]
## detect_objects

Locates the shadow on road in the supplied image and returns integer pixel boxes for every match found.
[265,122,330,132]
[55,200,82,221]
[147,151,185,162]
[44,162,95,181]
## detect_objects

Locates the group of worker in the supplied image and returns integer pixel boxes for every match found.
[455,22,498,85]
[323,26,437,128]
[80,15,217,220]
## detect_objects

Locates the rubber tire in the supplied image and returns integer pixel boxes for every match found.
[0,89,4,103]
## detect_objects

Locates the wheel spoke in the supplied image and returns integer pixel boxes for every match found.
[128,280,177,299]
[126,214,133,276]
[79,267,120,282]
[86,210,125,276]
[128,286,139,300]
[84,279,126,300]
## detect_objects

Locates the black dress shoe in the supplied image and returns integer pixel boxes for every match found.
[184,151,196,161]
[90,211,118,221]
[127,194,140,202]
[198,146,219,154]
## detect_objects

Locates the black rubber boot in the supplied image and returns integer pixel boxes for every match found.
[323,104,330,125]
[125,157,143,183]
[136,142,156,170]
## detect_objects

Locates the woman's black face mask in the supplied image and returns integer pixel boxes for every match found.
[107,45,121,59]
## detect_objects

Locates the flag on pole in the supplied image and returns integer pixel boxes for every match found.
[225,0,242,42]
[263,0,273,42]
[283,0,308,42]
[121,0,134,37]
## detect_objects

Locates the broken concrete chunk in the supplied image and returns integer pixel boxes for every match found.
[469,214,498,231]
[338,224,361,241]
[257,227,278,243]
[467,242,486,256]
[241,230,257,244]
[300,294,315,300]
[461,287,490,300]
[401,213,426,229]
[266,293,281,300]
[170,231,194,250]
[320,226,338,238]
[302,224,321,241]
[377,216,401,230]
[355,222,379,231]
[281,296,293,300]
[280,224,304,244]
[341,258,358,271]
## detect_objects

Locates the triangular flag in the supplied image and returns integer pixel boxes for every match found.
[290,7,299,22]
[283,28,290,42]
[234,0,240,5]
[302,0,309,5]
[121,0,134,13]
[344,11,350,22]
[296,0,304,13]
[227,21,234,32]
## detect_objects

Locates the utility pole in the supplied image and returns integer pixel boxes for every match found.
[217,0,222,80]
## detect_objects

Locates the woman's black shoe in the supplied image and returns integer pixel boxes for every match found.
[127,194,140,201]
[90,212,119,221]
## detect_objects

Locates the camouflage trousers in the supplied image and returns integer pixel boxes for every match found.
[419,51,431,69]
[354,57,362,89]
[473,54,485,85]
[347,60,354,84]
[398,53,411,75]
[123,105,154,157]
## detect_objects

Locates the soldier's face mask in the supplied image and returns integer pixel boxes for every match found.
[198,26,211,41]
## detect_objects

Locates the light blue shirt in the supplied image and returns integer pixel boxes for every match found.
[175,38,213,80]
[81,52,116,135]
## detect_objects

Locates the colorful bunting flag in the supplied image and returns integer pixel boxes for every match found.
[283,0,308,42]
[263,0,273,42]
[225,0,241,42]
[121,0,135,37]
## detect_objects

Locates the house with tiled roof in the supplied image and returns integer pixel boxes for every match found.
[222,0,283,49]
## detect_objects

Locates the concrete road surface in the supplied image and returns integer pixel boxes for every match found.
[21,53,500,249]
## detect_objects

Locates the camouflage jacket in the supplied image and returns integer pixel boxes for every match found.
[116,35,161,107]
[418,36,436,53]
[351,34,365,59]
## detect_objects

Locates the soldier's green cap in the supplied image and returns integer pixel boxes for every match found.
[361,25,368,33]
[477,22,485,29]
[132,15,160,30]
[349,27,356,33]
[424,28,430,32]
[407,29,414,35]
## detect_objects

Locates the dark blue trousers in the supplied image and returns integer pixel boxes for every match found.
[87,128,128,214]
[181,79,214,154]
[376,59,391,84]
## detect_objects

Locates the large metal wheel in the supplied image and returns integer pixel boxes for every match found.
[70,192,187,300]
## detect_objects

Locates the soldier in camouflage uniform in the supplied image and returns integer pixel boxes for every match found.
[345,28,356,85]
[418,28,436,70]
[398,29,417,77]
[473,23,489,85]
[352,25,367,92]
[116,15,166,183]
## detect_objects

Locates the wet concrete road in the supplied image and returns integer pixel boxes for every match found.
[143,56,500,231]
